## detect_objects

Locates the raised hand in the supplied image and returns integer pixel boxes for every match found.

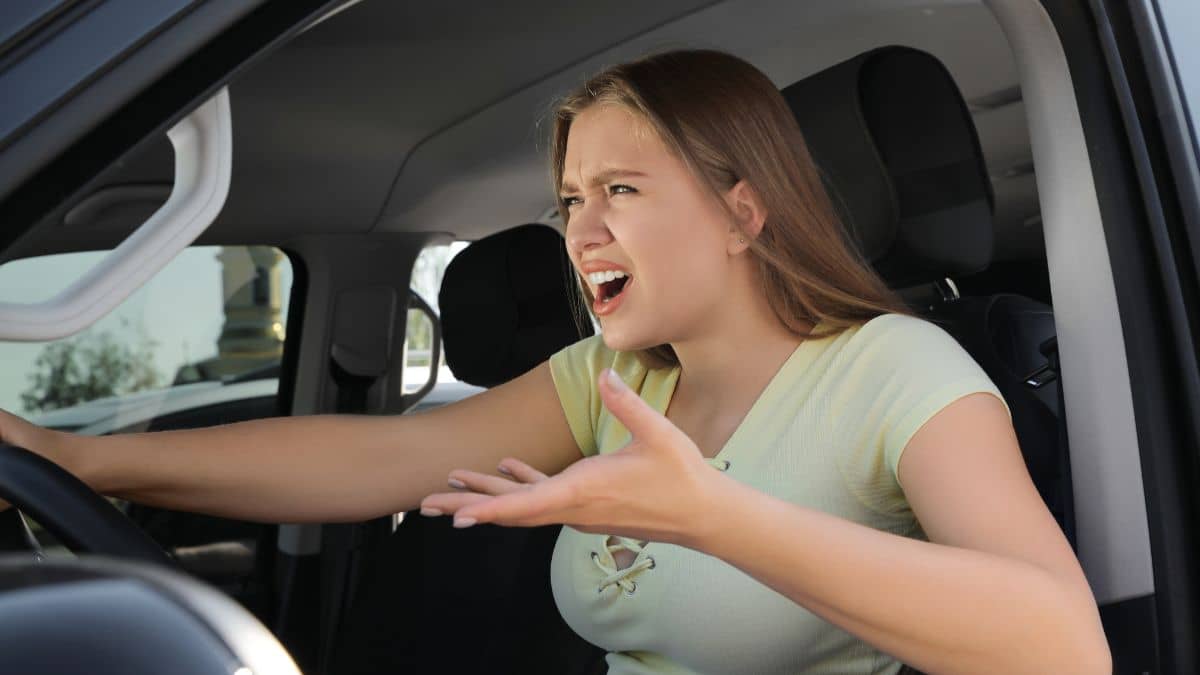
[419,368,726,548]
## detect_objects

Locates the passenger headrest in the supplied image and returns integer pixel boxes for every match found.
[782,46,994,287]
[439,224,594,388]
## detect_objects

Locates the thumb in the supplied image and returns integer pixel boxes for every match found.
[598,369,683,448]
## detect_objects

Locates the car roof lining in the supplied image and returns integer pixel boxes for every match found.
[7,0,1040,264]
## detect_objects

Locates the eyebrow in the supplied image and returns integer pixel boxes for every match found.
[559,168,649,194]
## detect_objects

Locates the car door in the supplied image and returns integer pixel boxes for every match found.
[1120,3,1200,670]
[0,1,346,668]
[1036,0,1200,671]
[0,244,299,619]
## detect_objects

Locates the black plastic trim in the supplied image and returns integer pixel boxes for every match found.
[0,0,339,257]
[0,0,199,153]
[276,247,308,419]
[0,0,255,208]
[1099,594,1161,673]
[1041,0,1200,671]
[1089,0,1200,486]
[0,0,86,64]
[1133,0,1200,292]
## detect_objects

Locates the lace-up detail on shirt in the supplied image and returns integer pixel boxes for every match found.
[707,457,731,472]
[590,457,731,595]
[592,538,654,594]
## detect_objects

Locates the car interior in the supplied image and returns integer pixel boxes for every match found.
[0,0,1192,673]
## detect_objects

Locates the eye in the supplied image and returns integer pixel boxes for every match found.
[609,184,637,196]
[560,195,582,209]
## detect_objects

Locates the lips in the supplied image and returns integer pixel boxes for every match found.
[581,261,629,292]
[579,260,633,317]
[598,274,630,302]
[592,275,631,316]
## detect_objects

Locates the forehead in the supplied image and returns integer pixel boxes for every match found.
[562,105,669,179]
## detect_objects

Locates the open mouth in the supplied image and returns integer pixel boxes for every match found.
[598,275,630,303]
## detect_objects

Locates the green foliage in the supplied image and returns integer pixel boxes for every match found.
[410,246,453,305]
[405,244,459,361]
[406,308,432,352]
[20,322,162,414]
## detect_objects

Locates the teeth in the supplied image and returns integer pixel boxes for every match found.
[586,270,627,285]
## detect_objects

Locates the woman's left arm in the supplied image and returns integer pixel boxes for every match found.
[691,392,1110,675]
[421,371,1111,675]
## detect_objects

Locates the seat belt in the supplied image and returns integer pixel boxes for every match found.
[315,286,398,675]
[1024,336,1078,551]
[317,360,388,675]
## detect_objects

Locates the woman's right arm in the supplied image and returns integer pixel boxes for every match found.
[0,361,581,524]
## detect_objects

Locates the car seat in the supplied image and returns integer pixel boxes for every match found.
[782,46,1074,547]
[332,224,606,674]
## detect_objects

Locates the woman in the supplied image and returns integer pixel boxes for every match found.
[0,50,1107,674]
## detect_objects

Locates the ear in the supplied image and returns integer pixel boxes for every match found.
[724,180,767,254]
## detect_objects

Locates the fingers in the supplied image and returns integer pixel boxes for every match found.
[456,477,574,528]
[497,458,548,483]
[420,486,563,529]
[444,458,546,495]
[446,469,524,496]
[598,368,680,446]
[422,460,550,520]
[419,491,492,517]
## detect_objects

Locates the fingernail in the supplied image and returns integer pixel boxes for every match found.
[448,478,466,489]
[497,464,512,476]
[603,369,628,392]
[420,506,442,517]
[453,516,477,528]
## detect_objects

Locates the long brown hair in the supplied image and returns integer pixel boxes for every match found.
[551,49,911,367]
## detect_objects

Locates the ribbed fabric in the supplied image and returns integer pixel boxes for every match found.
[547,313,1010,675]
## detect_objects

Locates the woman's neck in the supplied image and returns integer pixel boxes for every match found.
[668,271,813,416]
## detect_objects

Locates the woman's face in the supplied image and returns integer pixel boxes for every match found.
[561,104,740,352]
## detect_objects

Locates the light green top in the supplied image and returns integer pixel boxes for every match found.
[547,313,1010,675]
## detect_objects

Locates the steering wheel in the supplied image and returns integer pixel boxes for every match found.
[0,442,173,566]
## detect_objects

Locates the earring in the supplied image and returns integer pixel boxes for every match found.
[739,238,745,244]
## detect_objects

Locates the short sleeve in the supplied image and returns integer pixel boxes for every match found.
[548,335,612,457]
[877,318,1012,486]
[832,314,1011,517]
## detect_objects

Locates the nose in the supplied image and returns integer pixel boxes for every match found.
[564,199,614,256]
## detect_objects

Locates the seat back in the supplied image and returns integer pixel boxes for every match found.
[333,224,604,675]
[783,47,1075,546]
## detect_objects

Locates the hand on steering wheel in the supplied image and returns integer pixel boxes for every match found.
[0,410,171,565]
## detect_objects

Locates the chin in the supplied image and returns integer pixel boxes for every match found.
[598,325,660,353]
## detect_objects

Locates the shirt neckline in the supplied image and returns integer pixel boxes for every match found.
[596,322,830,574]
[655,320,829,463]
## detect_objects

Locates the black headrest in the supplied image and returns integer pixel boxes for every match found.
[439,224,594,388]
[782,46,994,287]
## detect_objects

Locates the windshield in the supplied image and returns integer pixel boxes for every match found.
[0,246,294,429]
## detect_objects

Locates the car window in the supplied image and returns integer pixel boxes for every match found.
[1156,0,1199,141]
[0,246,294,433]
[403,240,469,394]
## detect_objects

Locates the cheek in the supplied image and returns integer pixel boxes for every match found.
[612,194,731,308]
[637,236,728,314]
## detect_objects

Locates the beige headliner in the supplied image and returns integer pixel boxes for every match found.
[39,0,1038,260]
